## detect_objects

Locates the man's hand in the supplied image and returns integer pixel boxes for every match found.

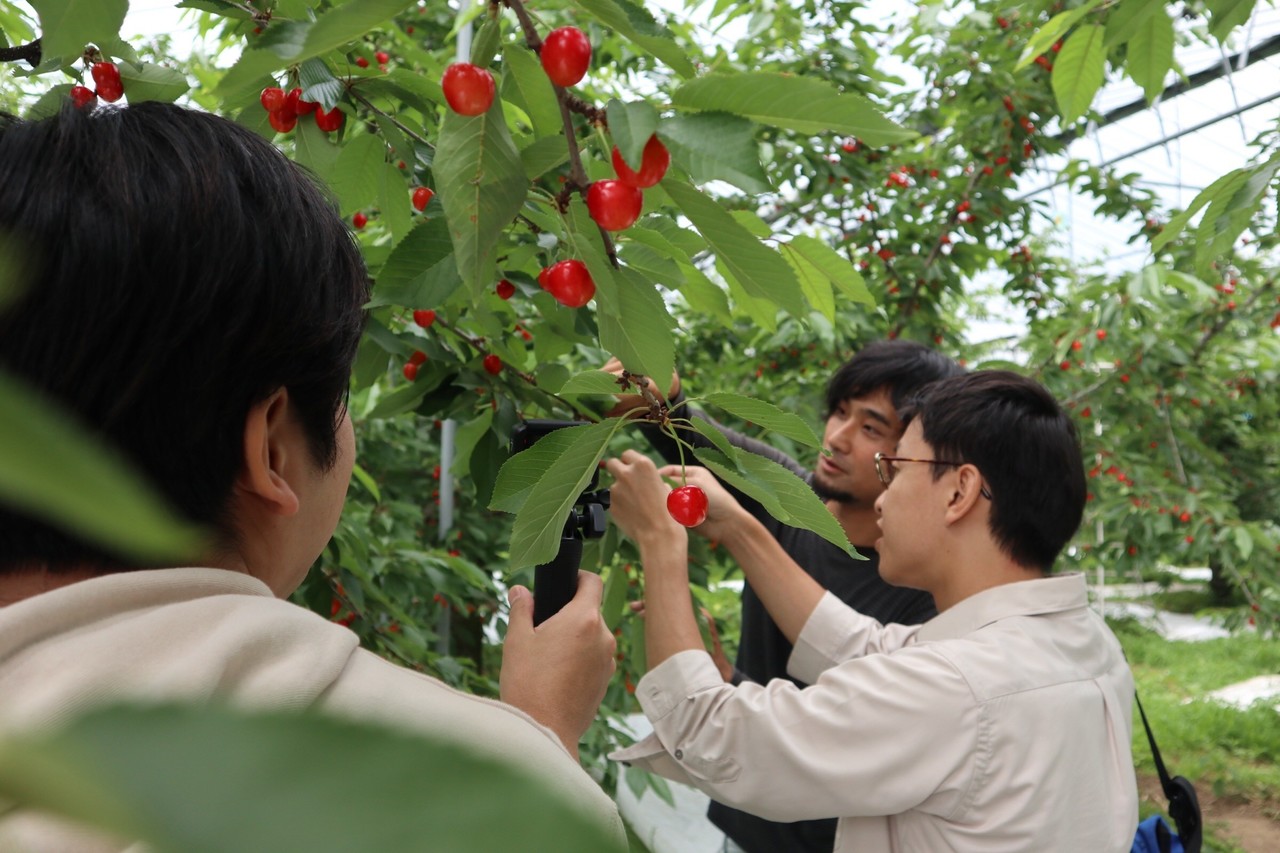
[500,572,616,760]
[602,357,681,420]
[654,464,750,546]
[602,450,686,545]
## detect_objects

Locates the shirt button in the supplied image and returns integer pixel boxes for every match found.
[674,749,683,760]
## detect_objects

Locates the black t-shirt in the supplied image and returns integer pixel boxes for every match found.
[644,400,937,853]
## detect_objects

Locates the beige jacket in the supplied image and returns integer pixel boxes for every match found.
[614,573,1138,852]
[0,568,624,850]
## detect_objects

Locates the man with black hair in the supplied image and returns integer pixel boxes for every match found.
[605,370,1139,851]
[608,341,962,853]
[0,103,623,849]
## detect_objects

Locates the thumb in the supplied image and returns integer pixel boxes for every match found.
[507,585,535,635]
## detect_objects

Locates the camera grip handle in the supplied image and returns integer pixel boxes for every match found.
[533,532,583,626]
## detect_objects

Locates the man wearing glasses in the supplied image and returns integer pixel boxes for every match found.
[604,370,1138,851]
[607,340,961,852]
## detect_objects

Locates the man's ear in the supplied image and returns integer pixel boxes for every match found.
[943,464,986,525]
[237,388,301,517]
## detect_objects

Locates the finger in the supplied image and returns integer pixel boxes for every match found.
[628,600,645,612]
[506,585,534,637]
[572,570,605,609]
[602,357,622,373]
[655,464,684,480]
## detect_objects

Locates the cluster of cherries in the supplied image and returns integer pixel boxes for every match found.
[259,85,344,134]
[70,61,124,108]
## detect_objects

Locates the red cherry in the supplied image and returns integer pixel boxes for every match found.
[355,56,370,68]
[1059,360,1070,370]
[408,350,428,366]
[667,485,709,527]
[537,267,552,290]
[543,260,595,308]
[91,62,124,102]
[375,51,390,64]
[352,212,368,229]
[269,109,298,133]
[413,309,437,328]
[586,180,643,231]
[496,279,516,300]
[314,106,344,132]
[286,88,318,115]
[70,85,97,108]
[403,362,419,381]
[412,187,434,211]
[1179,511,1191,522]
[441,63,495,116]
[260,86,286,112]
[1096,329,1107,340]
[483,354,502,375]
[541,27,592,87]
[611,135,671,188]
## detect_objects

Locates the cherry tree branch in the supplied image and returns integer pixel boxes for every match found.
[347,85,433,148]
[0,39,41,67]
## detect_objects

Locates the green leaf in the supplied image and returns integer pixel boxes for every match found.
[703,392,822,449]
[657,113,770,195]
[293,119,340,184]
[505,421,628,570]
[330,133,385,217]
[303,0,415,61]
[350,463,382,503]
[0,372,205,562]
[695,447,855,556]
[469,17,502,69]
[601,561,628,631]
[1152,168,1247,252]
[598,267,677,386]
[435,99,527,293]
[663,179,806,318]
[502,45,561,137]
[777,239,833,320]
[1015,0,1105,70]
[1052,25,1107,124]
[574,0,697,78]
[670,73,913,146]
[1126,10,1173,103]
[491,427,583,514]
[378,158,415,246]
[1104,0,1163,47]
[116,61,188,103]
[1206,0,1257,42]
[298,58,343,111]
[608,99,659,168]
[28,0,127,64]
[0,704,623,853]
[675,262,732,323]
[560,370,626,395]
[1194,156,1280,276]
[520,135,571,180]
[452,408,495,476]
[370,218,460,308]
[1233,526,1254,561]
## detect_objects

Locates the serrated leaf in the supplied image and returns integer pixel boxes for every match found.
[1104,0,1163,47]
[657,112,770,195]
[670,73,913,146]
[303,0,414,60]
[116,61,188,103]
[608,99,660,167]
[560,370,626,395]
[506,421,627,569]
[574,0,697,78]
[491,427,581,513]
[1052,25,1106,124]
[717,257,778,331]
[687,419,747,463]
[598,267,676,388]
[1206,0,1256,42]
[359,70,442,115]
[663,179,805,318]
[0,372,205,562]
[330,133,385,217]
[624,225,694,264]
[1152,168,1247,252]
[469,18,502,68]
[675,262,732,323]
[377,160,414,246]
[435,100,527,292]
[785,235,873,307]
[562,197,621,313]
[1015,0,1104,70]
[28,0,127,65]
[697,448,854,555]
[1194,156,1280,276]
[371,218,457,307]
[298,58,342,110]
[292,119,340,185]
[520,135,570,180]
[703,392,821,449]
[503,45,560,137]
[619,244,683,289]
[1126,10,1173,103]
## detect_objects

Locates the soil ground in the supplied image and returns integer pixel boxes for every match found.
[1139,774,1280,852]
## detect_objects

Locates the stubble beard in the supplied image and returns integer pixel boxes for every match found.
[813,469,857,505]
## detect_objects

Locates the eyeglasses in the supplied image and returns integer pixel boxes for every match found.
[874,453,993,500]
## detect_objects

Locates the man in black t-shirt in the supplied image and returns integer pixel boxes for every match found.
[608,340,961,853]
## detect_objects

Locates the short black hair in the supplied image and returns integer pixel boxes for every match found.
[906,371,1087,571]
[0,102,370,571]
[824,339,964,417]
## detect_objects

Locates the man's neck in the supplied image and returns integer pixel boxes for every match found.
[827,499,881,549]
[0,564,105,606]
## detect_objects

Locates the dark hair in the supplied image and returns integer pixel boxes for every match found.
[0,102,370,571]
[824,339,964,417]
[905,371,1087,570]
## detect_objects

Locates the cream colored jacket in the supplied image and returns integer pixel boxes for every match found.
[614,573,1138,852]
[0,568,624,850]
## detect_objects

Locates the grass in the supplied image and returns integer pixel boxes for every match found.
[1110,616,1280,850]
